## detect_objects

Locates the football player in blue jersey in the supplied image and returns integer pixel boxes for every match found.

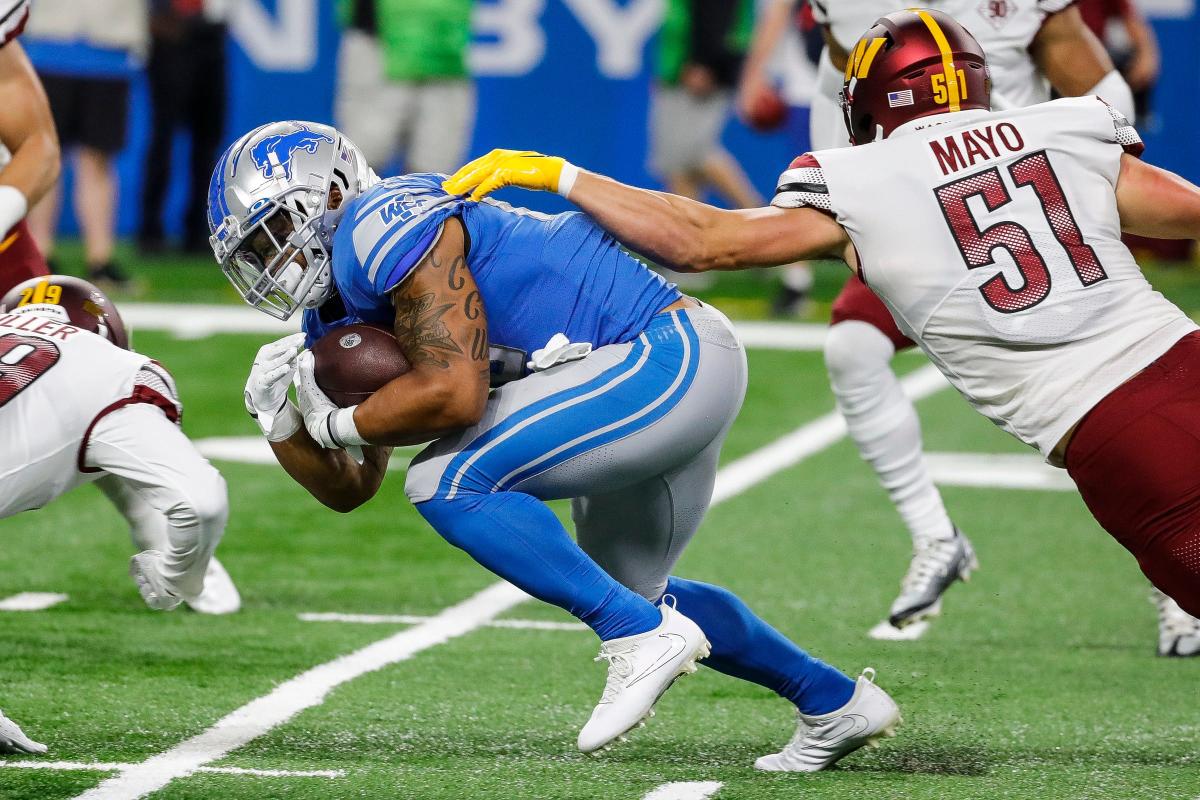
[207,121,901,769]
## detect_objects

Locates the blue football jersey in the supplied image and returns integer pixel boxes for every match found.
[302,174,681,385]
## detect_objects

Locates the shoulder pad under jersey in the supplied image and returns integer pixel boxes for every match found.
[341,173,463,298]
[0,0,30,47]
[772,154,833,212]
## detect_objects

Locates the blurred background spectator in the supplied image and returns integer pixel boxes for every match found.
[22,0,147,289]
[736,0,823,316]
[1077,0,1186,263]
[1078,0,1160,122]
[651,0,760,210]
[335,0,474,174]
[138,0,229,255]
[0,0,58,297]
[11,0,1196,296]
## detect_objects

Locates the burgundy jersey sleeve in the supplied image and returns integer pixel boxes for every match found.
[0,0,30,48]
[771,154,834,213]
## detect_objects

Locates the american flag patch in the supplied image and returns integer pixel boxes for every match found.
[888,90,915,108]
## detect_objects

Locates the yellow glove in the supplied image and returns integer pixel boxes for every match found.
[443,149,577,202]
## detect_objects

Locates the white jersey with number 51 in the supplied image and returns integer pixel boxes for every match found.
[773,96,1198,458]
[0,313,175,517]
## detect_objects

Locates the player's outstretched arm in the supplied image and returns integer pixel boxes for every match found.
[443,151,850,271]
[0,41,60,231]
[1115,154,1200,241]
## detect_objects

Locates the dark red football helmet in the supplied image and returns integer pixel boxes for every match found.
[841,8,991,144]
[0,275,130,349]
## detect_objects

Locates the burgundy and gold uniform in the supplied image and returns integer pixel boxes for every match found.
[0,0,49,296]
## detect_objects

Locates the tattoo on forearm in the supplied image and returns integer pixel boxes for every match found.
[393,291,464,369]
[470,327,489,362]
[447,256,467,290]
[463,290,482,320]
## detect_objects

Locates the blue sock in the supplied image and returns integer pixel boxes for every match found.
[417,492,661,640]
[664,577,855,715]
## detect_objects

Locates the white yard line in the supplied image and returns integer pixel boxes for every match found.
[194,437,417,470]
[712,364,947,503]
[642,781,724,800]
[0,761,342,779]
[729,321,827,351]
[122,304,299,339]
[0,592,69,611]
[121,303,831,350]
[925,452,1075,491]
[299,612,588,631]
[72,368,953,799]
[73,582,530,800]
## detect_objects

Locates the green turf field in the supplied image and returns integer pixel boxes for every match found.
[0,247,1197,799]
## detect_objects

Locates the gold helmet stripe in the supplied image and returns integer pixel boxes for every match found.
[844,37,867,80]
[855,37,888,79]
[915,9,961,112]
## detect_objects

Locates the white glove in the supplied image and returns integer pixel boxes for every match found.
[294,350,367,450]
[245,332,307,441]
[129,550,184,611]
[527,333,592,371]
[0,710,46,755]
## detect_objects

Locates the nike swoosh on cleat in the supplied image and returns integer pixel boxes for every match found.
[815,714,872,747]
[626,633,689,688]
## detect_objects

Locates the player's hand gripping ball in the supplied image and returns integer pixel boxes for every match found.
[312,323,411,407]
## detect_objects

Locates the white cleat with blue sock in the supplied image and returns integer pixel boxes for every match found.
[578,599,710,753]
[754,668,901,772]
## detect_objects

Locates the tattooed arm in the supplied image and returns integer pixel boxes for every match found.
[351,216,490,446]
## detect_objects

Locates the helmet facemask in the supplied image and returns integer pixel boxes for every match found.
[212,186,333,321]
[209,121,377,320]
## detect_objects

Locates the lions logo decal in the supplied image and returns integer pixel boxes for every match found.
[250,126,335,181]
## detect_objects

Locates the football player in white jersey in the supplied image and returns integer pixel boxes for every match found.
[0,0,58,296]
[741,0,1140,637]
[442,8,1200,650]
[0,275,238,753]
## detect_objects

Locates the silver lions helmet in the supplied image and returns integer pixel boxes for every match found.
[207,121,376,320]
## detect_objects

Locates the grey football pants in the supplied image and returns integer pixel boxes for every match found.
[406,305,747,599]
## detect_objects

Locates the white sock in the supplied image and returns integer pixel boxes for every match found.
[824,320,955,543]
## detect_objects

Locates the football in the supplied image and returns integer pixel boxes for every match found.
[312,323,410,407]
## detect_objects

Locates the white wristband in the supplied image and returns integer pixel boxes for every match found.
[0,184,28,237]
[266,400,303,443]
[557,162,580,199]
[331,405,368,447]
[1087,70,1136,125]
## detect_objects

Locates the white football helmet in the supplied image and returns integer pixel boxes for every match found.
[207,121,376,320]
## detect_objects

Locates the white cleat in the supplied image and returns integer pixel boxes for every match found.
[754,668,901,773]
[0,710,46,755]
[186,558,242,615]
[577,599,710,754]
[1152,589,1200,657]
[888,527,977,629]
